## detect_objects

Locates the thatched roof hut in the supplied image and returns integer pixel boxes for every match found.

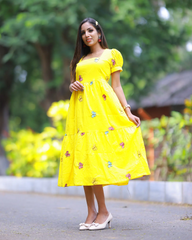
[130,70,192,119]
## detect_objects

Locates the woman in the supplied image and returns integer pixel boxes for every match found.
[58,18,150,231]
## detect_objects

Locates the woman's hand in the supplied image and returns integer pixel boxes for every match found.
[125,108,141,128]
[69,81,84,92]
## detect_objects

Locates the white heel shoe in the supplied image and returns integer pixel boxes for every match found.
[89,213,113,230]
[79,223,91,230]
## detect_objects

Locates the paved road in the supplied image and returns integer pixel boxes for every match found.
[0,192,192,240]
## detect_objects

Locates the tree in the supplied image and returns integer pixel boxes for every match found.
[1,0,192,175]
[1,0,192,130]
[0,1,18,173]
[109,0,192,99]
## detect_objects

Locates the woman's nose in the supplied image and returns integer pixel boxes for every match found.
[85,31,89,37]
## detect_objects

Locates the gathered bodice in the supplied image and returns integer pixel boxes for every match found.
[76,49,123,83]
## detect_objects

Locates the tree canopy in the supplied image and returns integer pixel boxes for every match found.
[0,0,192,133]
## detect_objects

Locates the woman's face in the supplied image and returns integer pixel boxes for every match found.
[81,22,100,47]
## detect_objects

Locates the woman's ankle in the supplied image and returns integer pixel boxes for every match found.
[87,207,97,215]
[97,208,109,215]
[85,211,97,224]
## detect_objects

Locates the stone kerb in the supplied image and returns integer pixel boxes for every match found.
[0,176,192,204]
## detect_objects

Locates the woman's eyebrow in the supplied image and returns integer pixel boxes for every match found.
[81,27,93,33]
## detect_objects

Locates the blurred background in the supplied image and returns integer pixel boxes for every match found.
[0,0,192,181]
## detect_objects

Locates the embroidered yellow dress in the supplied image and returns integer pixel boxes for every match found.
[58,48,150,187]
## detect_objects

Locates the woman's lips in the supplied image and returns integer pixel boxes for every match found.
[86,39,92,42]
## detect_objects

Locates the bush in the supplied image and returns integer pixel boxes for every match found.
[2,100,69,177]
[141,97,192,181]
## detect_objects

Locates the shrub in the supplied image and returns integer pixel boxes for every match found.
[2,100,69,177]
[141,97,192,181]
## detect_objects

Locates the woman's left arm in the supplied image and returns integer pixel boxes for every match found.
[111,71,140,127]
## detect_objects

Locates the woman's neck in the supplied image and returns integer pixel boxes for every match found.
[89,43,103,54]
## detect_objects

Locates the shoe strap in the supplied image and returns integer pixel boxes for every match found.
[90,222,99,227]
[79,223,90,227]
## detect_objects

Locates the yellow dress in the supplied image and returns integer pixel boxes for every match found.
[58,48,150,187]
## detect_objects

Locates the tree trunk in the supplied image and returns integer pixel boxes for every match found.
[0,45,14,175]
[0,104,9,175]
[35,43,55,111]
[61,58,71,99]
[35,43,71,111]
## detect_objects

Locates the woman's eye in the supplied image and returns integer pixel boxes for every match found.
[89,29,93,33]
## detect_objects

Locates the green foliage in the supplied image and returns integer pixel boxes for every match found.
[9,74,49,132]
[2,100,69,177]
[1,0,192,132]
[110,0,192,100]
[47,100,70,138]
[141,97,192,181]
[1,0,192,179]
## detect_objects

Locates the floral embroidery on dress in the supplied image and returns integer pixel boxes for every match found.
[81,132,85,136]
[105,131,109,135]
[91,111,96,118]
[79,162,83,169]
[138,151,141,158]
[108,126,114,130]
[65,151,70,157]
[102,94,106,100]
[120,142,125,148]
[92,144,97,151]
[112,59,116,65]
[126,173,131,179]
[90,81,93,85]
[92,178,97,184]
[77,129,80,133]
[65,184,67,187]
[79,75,83,81]
[128,125,135,134]
[119,108,124,114]
[108,161,112,168]
[130,126,135,130]
[79,95,83,102]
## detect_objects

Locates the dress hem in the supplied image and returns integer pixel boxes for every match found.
[58,172,150,188]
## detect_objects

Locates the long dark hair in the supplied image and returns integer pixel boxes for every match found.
[70,18,108,82]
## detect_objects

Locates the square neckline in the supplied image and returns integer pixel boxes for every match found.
[80,48,108,62]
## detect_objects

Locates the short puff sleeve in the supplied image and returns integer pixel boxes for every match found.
[110,49,123,73]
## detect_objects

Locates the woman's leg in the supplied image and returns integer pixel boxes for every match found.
[83,186,97,224]
[92,185,109,224]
